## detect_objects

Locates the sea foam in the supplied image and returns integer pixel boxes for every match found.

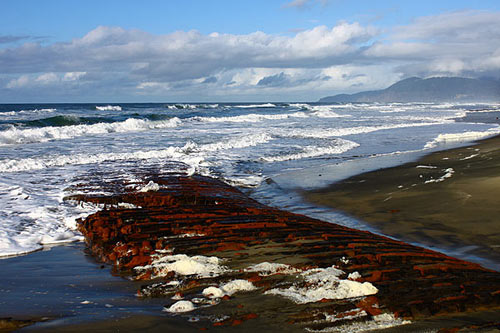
[0,132,272,173]
[166,104,219,110]
[261,139,359,162]
[0,183,89,258]
[0,117,181,145]
[95,105,122,111]
[234,103,276,108]
[276,122,441,139]
[0,108,56,117]
[265,265,377,304]
[424,127,500,149]
[1,101,498,259]
[193,112,308,123]
[134,254,229,279]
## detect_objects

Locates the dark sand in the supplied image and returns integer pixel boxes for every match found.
[305,135,500,270]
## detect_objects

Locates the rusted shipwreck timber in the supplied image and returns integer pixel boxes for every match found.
[67,174,500,331]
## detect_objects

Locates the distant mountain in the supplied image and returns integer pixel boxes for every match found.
[319,77,500,103]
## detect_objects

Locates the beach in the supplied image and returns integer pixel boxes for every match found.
[305,134,500,271]
[1,103,500,331]
[3,0,500,330]
[4,170,498,331]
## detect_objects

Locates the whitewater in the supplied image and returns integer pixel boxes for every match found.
[1,102,499,257]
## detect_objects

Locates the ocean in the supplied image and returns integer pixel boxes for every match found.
[1,102,500,259]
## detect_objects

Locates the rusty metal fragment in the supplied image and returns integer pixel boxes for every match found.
[68,174,500,330]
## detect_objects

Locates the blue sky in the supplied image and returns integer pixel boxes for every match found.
[1,0,500,102]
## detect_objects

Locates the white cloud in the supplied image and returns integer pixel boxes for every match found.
[428,59,465,75]
[365,10,500,77]
[392,10,500,42]
[480,48,500,69]
[364,42,435,58]
[1,22,375,84]
[63,72,86,81]
[6,75,30,88]
[35,72,58,84]
[2,10,500,101]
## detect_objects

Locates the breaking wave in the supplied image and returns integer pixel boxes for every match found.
[261,139,359,162]
[95,105,122,111]
[0,108,56,117]
[0,132,273,173]
[2,101,499,258]
[424,127,500,149]
[192,112,308,123]
[275,122,441,139]
[234,103,277,108]
[0,117,181,145]
[166,104,220,110]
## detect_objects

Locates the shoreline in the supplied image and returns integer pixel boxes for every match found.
[0,173,498,331]
[1,135,500,331]
[30,173,500,331]
[304,134,500,271]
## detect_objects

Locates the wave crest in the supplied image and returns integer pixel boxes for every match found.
[96,105,122,111]
[166,104,219,110]
[0,117,181,145]
[261,139,359,162]
[193,112,308,123]
[0,108,56,117]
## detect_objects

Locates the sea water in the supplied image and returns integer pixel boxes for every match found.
[1,102,499,258]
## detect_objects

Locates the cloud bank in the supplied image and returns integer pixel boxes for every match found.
[1,10,500,101]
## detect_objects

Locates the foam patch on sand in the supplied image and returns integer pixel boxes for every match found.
[117,202,142,209]
[221,279,256,294]
[425,168,455,184]
[162,233,206,239]
[202,286,225,298]
[244,262,301,276]
[461,153,479,160]
[322,308,367,324]
[416,165,438,169]
[137,180,160,192]
[163,300,196,313]
[347,272,361,280]
[134,254,229,279]
[202,279,256,298]
[265,266,377,304]
[307,313,410,332]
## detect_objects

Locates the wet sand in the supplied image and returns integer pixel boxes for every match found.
[305,135,500,270]
[0,243,163,331]
[1,243,305,332]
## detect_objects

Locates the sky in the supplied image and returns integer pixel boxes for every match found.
[1,0,500,102]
